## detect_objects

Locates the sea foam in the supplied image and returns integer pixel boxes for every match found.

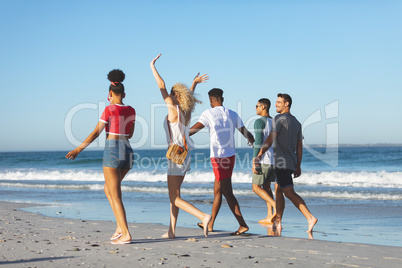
[1,169,401,189]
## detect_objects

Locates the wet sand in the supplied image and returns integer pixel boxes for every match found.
[1,201,401,267]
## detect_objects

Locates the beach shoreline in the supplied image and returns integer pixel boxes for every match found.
[1,201,401,267]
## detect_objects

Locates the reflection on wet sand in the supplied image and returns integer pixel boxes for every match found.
[261,223,314,239]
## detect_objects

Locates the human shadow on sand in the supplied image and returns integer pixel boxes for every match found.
[0,256,73,265]
[130,231,270,245]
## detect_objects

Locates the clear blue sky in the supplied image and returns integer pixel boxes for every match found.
[1,0,401,152]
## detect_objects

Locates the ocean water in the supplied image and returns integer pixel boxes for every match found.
[0,146,401,247]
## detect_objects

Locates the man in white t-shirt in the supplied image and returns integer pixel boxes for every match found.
[190,88,255,235]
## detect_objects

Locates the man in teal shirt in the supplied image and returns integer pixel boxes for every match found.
[252,98,276,224]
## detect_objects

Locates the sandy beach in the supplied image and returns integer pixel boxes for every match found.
[1,201,401,267]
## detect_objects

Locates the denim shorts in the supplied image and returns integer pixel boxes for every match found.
[103,139,134,170]
[167,155,191,176]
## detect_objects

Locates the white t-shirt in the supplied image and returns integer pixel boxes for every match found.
[260,117,274,165]
[198,106,244,158]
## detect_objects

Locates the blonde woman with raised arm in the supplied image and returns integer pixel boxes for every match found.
[150,53,211,238]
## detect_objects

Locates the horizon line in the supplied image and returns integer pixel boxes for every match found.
[1,143,402,153]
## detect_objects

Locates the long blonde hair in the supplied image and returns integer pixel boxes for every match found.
[171,83,202,113]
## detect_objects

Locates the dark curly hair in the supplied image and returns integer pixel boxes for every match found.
[107,69,125,94]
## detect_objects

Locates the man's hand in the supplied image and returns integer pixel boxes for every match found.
[247,136,255,147]
[293,166,301,178]
[252,158,262,174]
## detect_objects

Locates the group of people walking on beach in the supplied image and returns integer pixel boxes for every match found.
[66,54,317,245]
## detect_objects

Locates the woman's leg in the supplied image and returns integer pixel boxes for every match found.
[163,175,211,238]
[163,175,180,239]
[104,183,122,239]
[104,169,130,239]
[103,167,131,242]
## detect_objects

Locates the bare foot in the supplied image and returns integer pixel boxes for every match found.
[258,218,274,225]
[197,222,214,232]
[274,228,282,236]
[161,232,175,239]
[269,213,277,223]
[207,223,214,232]
[202,214,212,237]
[273,221,282,231]
[306,217,318,233]
[237,226,249,234]
[259,212,277,224]
[308,232,314,239]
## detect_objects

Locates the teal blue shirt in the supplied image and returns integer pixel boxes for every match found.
[253,116,268,157]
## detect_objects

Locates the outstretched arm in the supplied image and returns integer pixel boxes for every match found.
[238,126,255,147]
[190,73,209,92]
[189,122,205,136]
[65,121,105,160]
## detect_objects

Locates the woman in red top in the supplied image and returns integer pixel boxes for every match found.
[66,69,135,245]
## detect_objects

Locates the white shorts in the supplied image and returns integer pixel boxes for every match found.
[167,155,191,176]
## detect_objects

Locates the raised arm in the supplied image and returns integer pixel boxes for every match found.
[150,54,177,121]
[238,126,255,147]
[189,73,209,92]
[65,121,105,160]
[150,53,171,103]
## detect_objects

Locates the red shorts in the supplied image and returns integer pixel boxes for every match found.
[211,155,235,181]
